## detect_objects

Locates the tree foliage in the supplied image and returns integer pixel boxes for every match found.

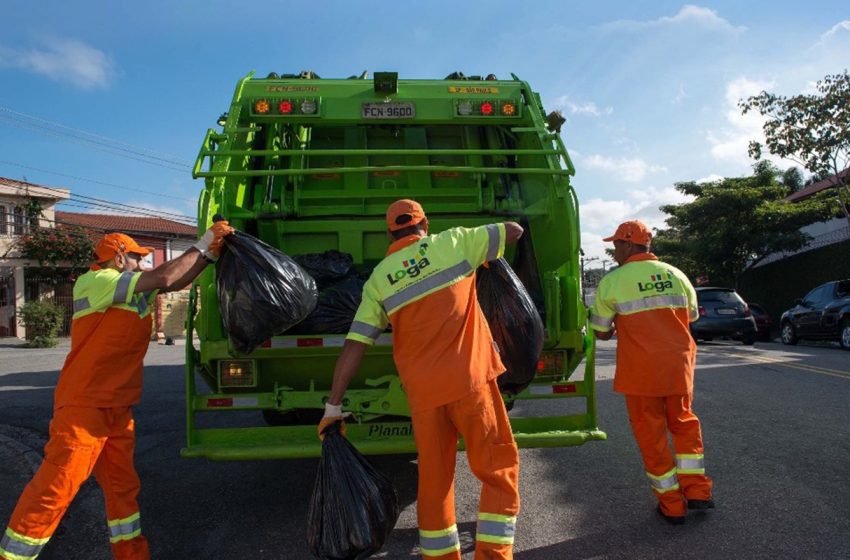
[653,162,835,288]
[20,225,94,269]
[740,70,850,223]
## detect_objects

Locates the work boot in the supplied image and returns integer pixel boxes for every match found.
[656,505,685,525]
[687,499,716,510]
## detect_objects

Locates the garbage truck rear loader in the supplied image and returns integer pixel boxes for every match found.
[183,71,606,460]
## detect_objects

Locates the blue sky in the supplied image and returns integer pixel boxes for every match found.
[1,1,848,261]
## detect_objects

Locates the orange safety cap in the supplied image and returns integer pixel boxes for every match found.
[602,220,653,245]
[386,199,426,232]
[94,233,154,264]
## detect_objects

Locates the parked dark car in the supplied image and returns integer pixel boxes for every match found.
[780,279,850,350]
[748,303,773,342]
[690,287,758,345]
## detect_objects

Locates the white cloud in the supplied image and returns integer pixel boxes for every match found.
[552,95,613,117]
[706,76,776,168]
[672,83,687,104]
[696,174,724,184]
[579,186,693,261]
[818,20,850,44]
[0,37,114,89]
[598,5,746,34]
[580,154,667,182]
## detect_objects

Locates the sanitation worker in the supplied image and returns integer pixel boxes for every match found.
[0,223,233,560]
[590,220,714,525]
[319,199,524,560]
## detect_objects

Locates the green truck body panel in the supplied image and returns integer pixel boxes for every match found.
[183,71,606,460]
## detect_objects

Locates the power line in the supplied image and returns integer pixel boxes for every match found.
[0,160,196,203]
[0,106,193,171]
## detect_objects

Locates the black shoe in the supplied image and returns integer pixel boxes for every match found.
[656,505,686,525]
[687,499,716,510]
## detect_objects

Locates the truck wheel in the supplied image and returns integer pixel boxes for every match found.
[840,320,850,350]
[781,322,797,345]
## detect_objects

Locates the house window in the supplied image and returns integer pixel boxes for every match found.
[0,205,7,235]
[13,207,24,235]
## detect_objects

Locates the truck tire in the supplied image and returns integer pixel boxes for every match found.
[840,319,850,350]
[781,321,798,345]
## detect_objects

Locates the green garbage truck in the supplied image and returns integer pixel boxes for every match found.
[183,70,606,460]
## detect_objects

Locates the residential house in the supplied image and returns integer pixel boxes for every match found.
[0,178,70,338]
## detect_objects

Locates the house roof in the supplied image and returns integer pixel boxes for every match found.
[786,168,850,202]
[0,177,70,200]
[56,211,197,238]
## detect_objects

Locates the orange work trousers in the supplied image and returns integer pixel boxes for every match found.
[410,379,520,560]
[1,406,150,560]
[625,394,713,518]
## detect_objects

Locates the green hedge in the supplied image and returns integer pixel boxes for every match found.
[739,240,850,328]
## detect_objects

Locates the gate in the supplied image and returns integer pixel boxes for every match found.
[0,270,14,337]
[24,270,76,337]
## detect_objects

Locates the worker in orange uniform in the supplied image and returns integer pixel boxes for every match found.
[0,223,234,560]
[319,199,525,559]
[590,220,714,525]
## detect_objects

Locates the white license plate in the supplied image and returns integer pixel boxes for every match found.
[716,308,737,315]
[362,102,415,119]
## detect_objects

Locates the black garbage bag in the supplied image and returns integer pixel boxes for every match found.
[307,422,400,559]
[476,258,545,395]
[294,250,354,290]
[217,231,318,354]
[292,276,366,334]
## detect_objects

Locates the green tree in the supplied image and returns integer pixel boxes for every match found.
[653,162,834,288]
[740,70,850,226]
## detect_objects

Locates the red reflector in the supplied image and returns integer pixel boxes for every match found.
[260,339,272,348]
[372,170,401,177]
[432,171,460,178]
[552,384,577,394]
[297,338,323,347]
[278,100,293,114]
[480,102,494,116]
[207,398,233,407]
[536,359,546,372]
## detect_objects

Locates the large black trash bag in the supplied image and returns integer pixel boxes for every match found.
[292,276,366,334]
[217,231,318,353]
[476,258,545,395]
[294,250,354,290]
[307,422,400,559]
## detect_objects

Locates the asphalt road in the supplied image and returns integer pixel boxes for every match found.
[1,338,849,559]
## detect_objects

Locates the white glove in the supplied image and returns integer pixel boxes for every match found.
[323,402,344,418]
[192,229,215,258]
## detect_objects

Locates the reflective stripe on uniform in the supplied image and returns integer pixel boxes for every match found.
[613,294,689,314]
[419,525,460,557]
[646,468,680,493]
[107,512,142,543]
[476,512,516,545]
[0,527,50,560]
[676,453,705,474]
[113,271,136,304]
[589,313,613,331]
[382,260,473,313]
[73,297,91,313]
[485,224,501,262]
[349,320,383,341]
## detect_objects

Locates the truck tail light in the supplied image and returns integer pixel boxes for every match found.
[501,102,516,116]
[536,350,565,374]
[253,100,270,114]
[219,359,255,387]
[278,100,293,114]
[480,102,494,116]
[300,99,317,114]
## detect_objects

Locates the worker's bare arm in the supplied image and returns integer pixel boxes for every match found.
[504,221,524,245]
[327,339,369,406]
[134,250,207,294]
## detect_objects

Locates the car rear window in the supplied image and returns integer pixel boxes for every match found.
[837,280,850,298]
[698,289,743,304]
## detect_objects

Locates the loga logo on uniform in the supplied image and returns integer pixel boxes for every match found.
[638,271,673,293]
[387,243,431,285]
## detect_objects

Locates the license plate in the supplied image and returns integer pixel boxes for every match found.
[716,308,737,315]
[362,102,415,119]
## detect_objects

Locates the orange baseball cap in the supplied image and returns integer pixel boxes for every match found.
[94,233,154,264]
[386,199,426,232]
[602,220,652,245]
